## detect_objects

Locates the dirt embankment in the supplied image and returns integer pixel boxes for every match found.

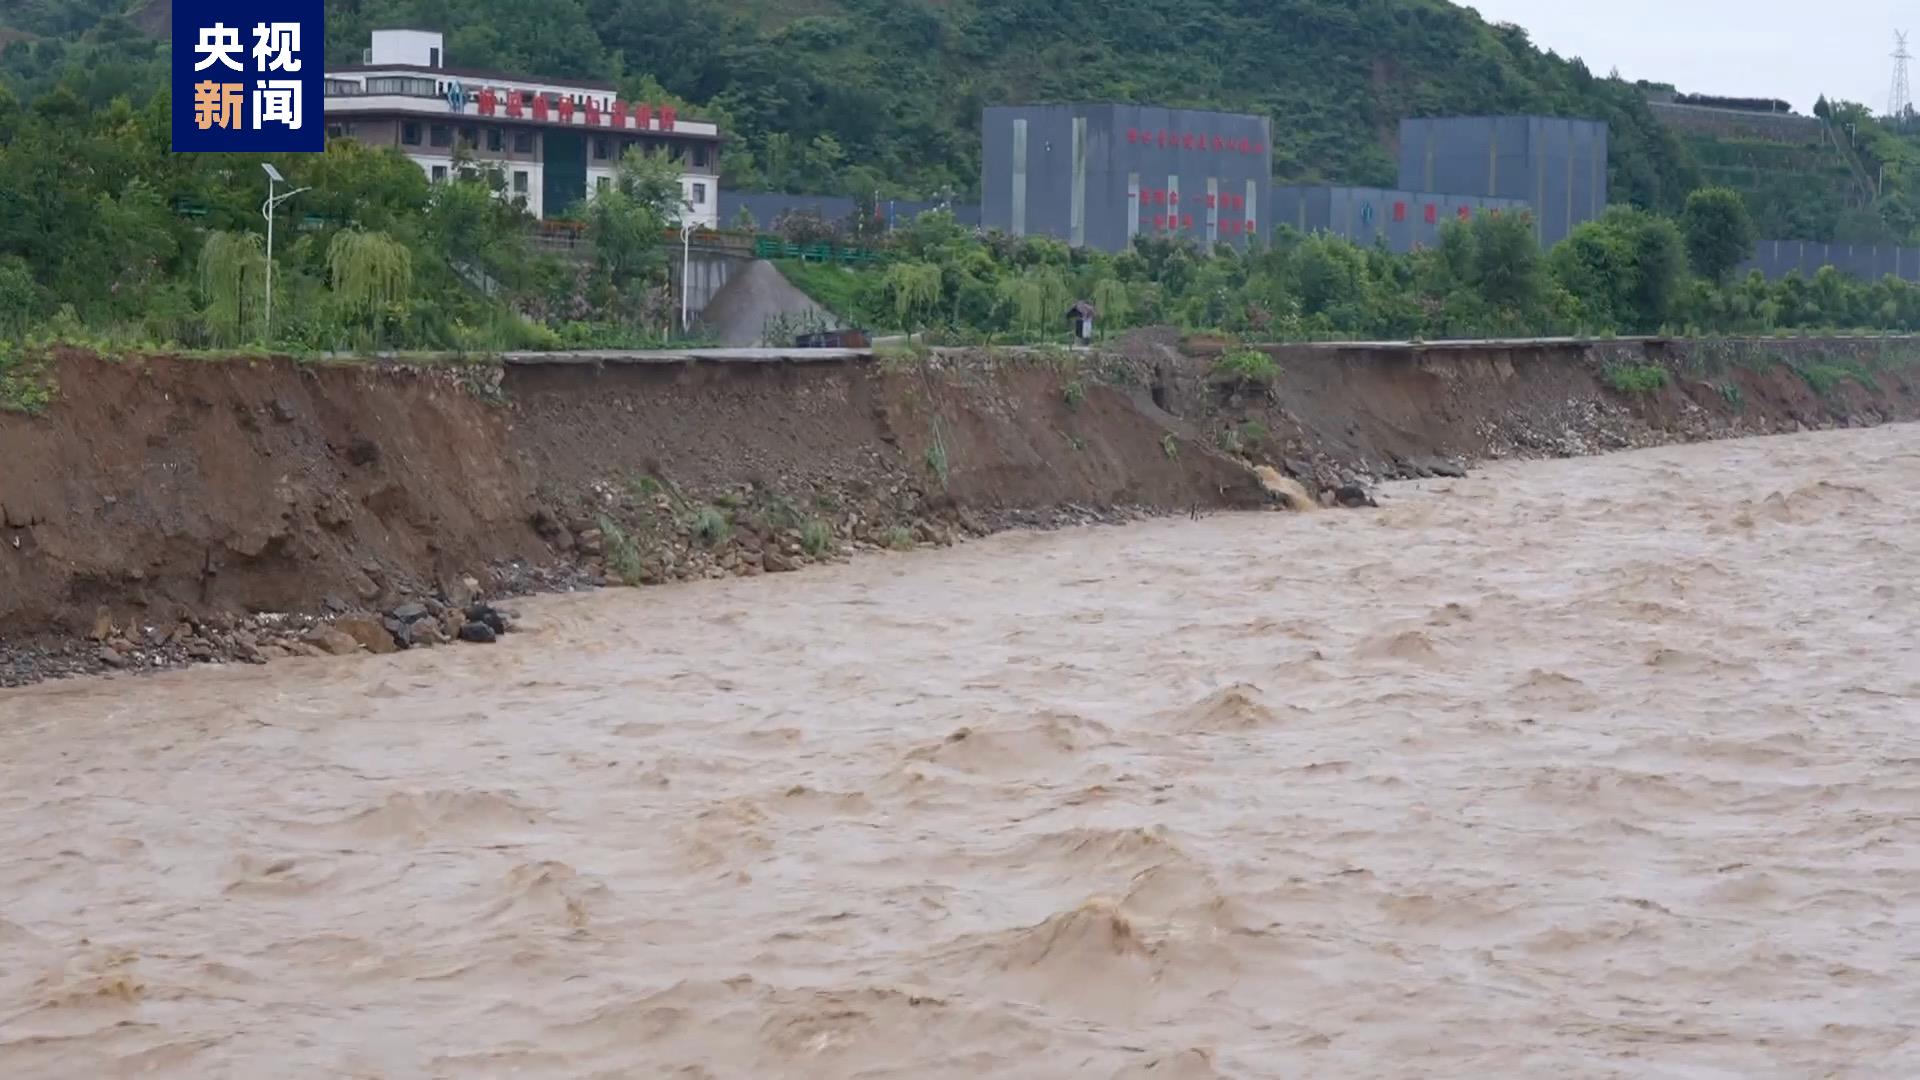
[0,348,1263,682]
[1149,334,1920,490]
[3,336,1917,683]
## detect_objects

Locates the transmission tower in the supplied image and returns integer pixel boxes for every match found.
[1892,31,1913,119]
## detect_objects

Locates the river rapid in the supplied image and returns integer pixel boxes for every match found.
[2,424,1917,1078]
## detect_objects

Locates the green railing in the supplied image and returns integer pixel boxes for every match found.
[753,237,885,264]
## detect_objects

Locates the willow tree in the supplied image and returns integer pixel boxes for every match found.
[197,231,268,346]
[1000,267,1070,339]
[1090,277,1130,334]
[327,229,412,346]
[884,260,943,334]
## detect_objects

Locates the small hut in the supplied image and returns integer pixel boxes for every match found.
[1065,299,1097,346]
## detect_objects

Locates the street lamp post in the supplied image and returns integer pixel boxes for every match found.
[680,218,697,335]
[260,163,310,342]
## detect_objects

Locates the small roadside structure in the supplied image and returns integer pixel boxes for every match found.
[1065,300,1096,346]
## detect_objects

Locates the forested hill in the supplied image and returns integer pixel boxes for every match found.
[331,0,1702,208]
[4,0,1698,208]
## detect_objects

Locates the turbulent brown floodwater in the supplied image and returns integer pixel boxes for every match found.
[4,424,1920,1078]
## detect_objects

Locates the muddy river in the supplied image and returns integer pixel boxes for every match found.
[3,424,1918,1078]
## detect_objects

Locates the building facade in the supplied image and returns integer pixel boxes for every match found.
[1272,186,1532,253]
[1397,116,1608,248]
[981,104,1273,252]
[323,30,720,227]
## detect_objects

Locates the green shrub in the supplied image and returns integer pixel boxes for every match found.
[1062,379,1086,408]
[1211,348,1279,387]
[800,519,833,557]
[625,473,665,505]
[596,514,644,585]
[883,525,916,551]
[1601,363,1670,394]
[924,442,950,484]
[0,347,57,415]
[1161,433,1180,459]
[1794,362,1868,396]
[692,506,730,545]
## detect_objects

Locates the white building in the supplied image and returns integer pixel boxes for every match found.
[322,30,720,227]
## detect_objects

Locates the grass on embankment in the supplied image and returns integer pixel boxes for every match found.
[771,259,889,332]
[1601,363,1671,394]
[0,342,511,416]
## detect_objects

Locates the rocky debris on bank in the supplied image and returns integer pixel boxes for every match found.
[305,599,518,655]
[0,593,522,688]
[533,473,987,589]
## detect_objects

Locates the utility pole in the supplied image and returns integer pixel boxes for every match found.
[680,219,697,335]
[260,163,309,342]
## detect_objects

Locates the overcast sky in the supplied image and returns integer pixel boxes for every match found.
[1463,0,1896,113]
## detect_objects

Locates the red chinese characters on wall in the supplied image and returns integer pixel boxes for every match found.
[1458,205,1472,220]
[661,105,677,131]
[477,87,498,116]
[1393,201,1407,222]
[557,97,575,122]
[505,90,523,118]
[584,98,600,125]
[608,100,627,128]
[531,94,549,121]
[635,103,654,129]
[1424,204,1437,224]
[1112,124,1269,155]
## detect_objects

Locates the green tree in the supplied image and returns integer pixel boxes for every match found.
[999,266,1069,337]
[1627,211,1690,331]
[883,260,943,332]
[1468,211,1549,313]
[583,147,685,288]
[1090,277,1130,333]
[1551,218,1634,330]
[0,256,41,339]
[327,229,413,344]
[1682,187,1757,284]
[197,231,268,346]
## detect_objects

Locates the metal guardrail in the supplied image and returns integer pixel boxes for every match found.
[752,237,885,264]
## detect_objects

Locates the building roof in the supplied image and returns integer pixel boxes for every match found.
[328,63,617,92]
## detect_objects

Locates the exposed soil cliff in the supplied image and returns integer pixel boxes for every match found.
[3,336,1916,684]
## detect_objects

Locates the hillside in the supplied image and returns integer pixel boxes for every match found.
[17,0,1920,245]
[319,0,1702,209]
[4,0,1698,211]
